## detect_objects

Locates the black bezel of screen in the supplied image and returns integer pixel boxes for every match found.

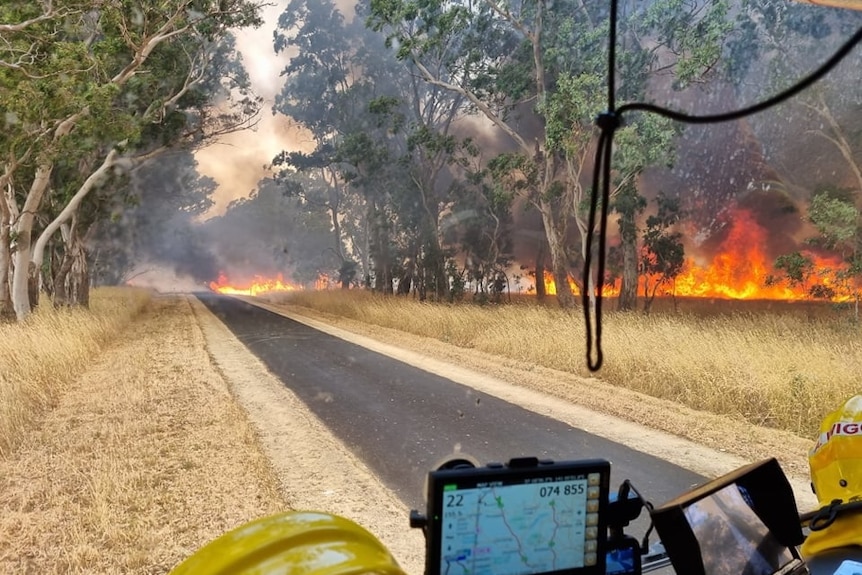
[425,458,611,575]
[649,458,805,575]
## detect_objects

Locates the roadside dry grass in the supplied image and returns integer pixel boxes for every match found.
[0,295,286,574]
[0,288,151,457]
[272,290,860,438]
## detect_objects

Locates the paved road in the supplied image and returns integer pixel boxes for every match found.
[197,293,704,514]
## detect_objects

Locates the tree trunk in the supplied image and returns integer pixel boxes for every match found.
[52,221,89,308]
[52,249,74,307]
[12,163,53,320]
[27,264,40,310]
[534,242,546,301]
[574,218,597,314]
[540,204,575,308]
[32,149,119,275]
[618,205,638,311]
[68,241,89,308]
[430,238,447,302]
[369,198,392,294]
[0,191,13,321]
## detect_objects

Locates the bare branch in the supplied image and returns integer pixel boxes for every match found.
[0,1,76,32]
[32,148,122,270]
[411,58,530,153]
[159,43,212,115]
[482,0,532,41]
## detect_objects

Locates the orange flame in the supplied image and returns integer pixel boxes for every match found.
[534,208,855,302]
[209,272,302,296]
[542,272,620,297]
[672,209,848,301]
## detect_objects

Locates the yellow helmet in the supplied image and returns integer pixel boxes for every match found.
[809,394,862,504]
[169,511,408,575]
[802,395,862,558]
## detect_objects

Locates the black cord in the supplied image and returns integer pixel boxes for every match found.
[618,25,862,124]
[583,2,862,371]
[801,498,862,530]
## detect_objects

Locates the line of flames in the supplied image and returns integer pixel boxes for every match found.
[541,209,855,301]
[209,273,330,296]
[210,210,857,302]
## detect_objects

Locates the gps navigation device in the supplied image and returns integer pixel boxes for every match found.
[421,457,611,575]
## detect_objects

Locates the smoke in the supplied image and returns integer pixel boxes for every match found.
[191,0,859,289]
[194,0,325,216]
[194,114,314,215]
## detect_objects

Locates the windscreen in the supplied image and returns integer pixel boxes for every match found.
[437,471,603,575]
[683,483,795,575]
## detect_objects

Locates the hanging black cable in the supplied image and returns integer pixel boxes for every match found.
[583,3,862,372]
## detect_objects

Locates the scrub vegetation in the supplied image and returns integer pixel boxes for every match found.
[275,290,860,437]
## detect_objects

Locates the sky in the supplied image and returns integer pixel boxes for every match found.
[195,0,356,217]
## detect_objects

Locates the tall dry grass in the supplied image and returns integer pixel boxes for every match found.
[0,287,151,456]
[276,290,861,437]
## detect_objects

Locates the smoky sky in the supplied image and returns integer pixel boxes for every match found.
[194,0,358,216]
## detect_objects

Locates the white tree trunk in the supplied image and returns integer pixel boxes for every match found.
[11,164,53,320]
[0,188,12,318]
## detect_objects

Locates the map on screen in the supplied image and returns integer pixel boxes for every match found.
[438,473,602,575]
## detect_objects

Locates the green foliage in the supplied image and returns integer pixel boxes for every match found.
[640,0,732,88]
[808,192,857,251]
[773,252,814,288]
[769,188,860,305]
[641,192,685,312]
[445,259,466,303]
[540,72,603,154]
[1,0,265,302]
[614,181,647,243]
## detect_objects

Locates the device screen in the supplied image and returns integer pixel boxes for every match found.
[606,540,641,575]
[437,471,604,575]
[683,483,795,575]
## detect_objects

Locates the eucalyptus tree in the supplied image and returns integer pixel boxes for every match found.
[273,0,469,299]
[727,0,861,197]
[273,0,384,286]
[451,145,516,300]
[640,192,684,314]
[33,31,260,306]
[368,0,730,309]
[368,0,581,307]
[0,0,264,319]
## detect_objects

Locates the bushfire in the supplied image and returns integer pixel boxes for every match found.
[209,273,302,296]
[211,209,853,302]
[671,209,849,301]
[541,208,852,302]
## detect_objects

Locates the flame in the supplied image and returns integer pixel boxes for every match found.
[542,272,620,297]
[533,208,855,302]
[209,272,302,296]
[671,209,848,301]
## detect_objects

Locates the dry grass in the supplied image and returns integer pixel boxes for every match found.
[273,290,861,437]
[0,295,286,574]
[0,288,151,457]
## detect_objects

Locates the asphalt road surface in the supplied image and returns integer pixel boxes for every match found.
[198,293,705,515]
